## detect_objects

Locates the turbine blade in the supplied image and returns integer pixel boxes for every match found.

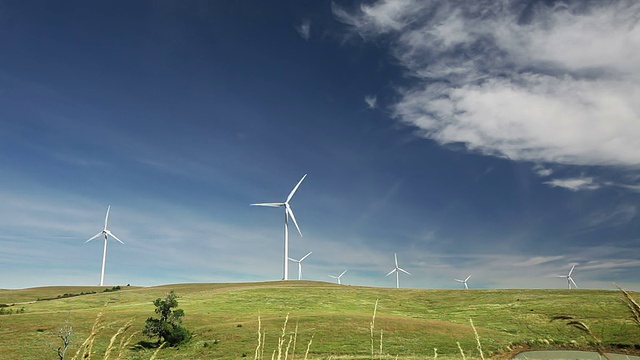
[394,253,398,267]
[288,257,298,262]
[569,265,575,276]
[386,269,397,277]
[570,277,578,288]
[104,205,111,230]
[329,275,338,279]
[286,205,303,237]
[398,268,411,275]
[455,279,463,282]
[251,202,284,207]
[286,174,307,203]
[300,252,312,261]
[466,275,472,281]
[106,230,124,244]
[339,270,347,277]
[85,232,103,243]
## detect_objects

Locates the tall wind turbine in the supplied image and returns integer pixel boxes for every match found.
[329,270,347,284]
[386,253,410,288]
[557,265,578,289]
[455,275,472,289]
[85,206,123,286]
[288,252,312,280]
[251,174,306,281]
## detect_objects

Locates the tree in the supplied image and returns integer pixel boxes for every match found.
[143,291,191,346]
[48,318,72,360]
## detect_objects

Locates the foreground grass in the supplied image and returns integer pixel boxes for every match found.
[0,281,638,359]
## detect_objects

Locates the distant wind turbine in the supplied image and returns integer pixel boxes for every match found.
[85,206,123,286]
[386,253,410,288]
[455,275,472,289]
[251,174,307,281]
[557,265,578,289]
[329,270,347,284]
[329,270,347,285]
[288,252,312,280]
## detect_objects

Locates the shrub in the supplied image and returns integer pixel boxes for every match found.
[0,308,13,315]
[143,290,191,346]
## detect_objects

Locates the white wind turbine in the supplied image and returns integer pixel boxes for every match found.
[251,174,306,281]
[557,265,578,289]
[329,270,347,284]
[386,253,410,288]
[288,252,312,280]
[85,206,123,286]
[455,275,472,289]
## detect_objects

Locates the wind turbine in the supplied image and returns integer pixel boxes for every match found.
[386,253,410,288]
[288,252,312,280]
[251,174,306,281]
[557,265,578,289]
[455,275,472,289]
[329,270,347,284]
[85,206,123,286]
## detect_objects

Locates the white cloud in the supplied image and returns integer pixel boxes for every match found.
[295,19,311,41]
[543,177,600,191]
[533,164,553,177]
[364,95,377,109]
[335,0,640,167]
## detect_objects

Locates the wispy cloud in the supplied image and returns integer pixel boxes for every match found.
[516,255,565,267]
[613,183,640,192]
[543,177,600,191]
[295,19,311,41]
[533,164,553,177]
[582,204,637,229]
[334,1,640,167]
[364,95,377,109]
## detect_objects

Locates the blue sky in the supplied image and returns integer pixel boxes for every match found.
[1,0,639,290]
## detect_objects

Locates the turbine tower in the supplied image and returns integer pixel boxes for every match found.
[329,270,347,284]
[251,174,306,281]
[85,206,123,286]
[288,252,312,280]
[455,275,472,289]
[557,265,578,289]
[386,253,410,288]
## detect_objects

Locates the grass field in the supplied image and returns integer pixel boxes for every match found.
[0,281,639,359]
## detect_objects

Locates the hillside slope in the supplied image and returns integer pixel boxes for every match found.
[0,281,638,359]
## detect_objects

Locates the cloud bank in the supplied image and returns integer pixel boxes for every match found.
[334,0,640,167]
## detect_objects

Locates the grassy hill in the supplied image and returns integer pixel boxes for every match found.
[0,281,638,359]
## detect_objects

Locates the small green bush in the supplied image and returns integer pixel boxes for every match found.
[143,290,191,346]
[0,308,13,315]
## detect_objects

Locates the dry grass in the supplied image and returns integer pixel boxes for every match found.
[64,303,138,360]
[370,299,379,358]
[469,318,484,360]
[456,341,466,360]
[618,285,640,327]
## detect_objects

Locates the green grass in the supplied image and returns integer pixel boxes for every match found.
[0,281,638,359]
